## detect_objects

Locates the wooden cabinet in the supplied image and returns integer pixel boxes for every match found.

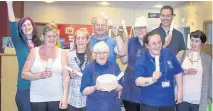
[1,54,18,111]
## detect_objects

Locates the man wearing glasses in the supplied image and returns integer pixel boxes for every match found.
[153,5,186,54]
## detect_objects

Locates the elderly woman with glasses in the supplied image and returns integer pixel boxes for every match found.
[80,41,123,111]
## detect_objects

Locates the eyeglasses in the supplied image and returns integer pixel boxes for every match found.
[95,52,108,55]
[134,27,146,31]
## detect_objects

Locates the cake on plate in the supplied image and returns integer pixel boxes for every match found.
[96,74,118,92]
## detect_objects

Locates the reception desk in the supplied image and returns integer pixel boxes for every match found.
[0,53,18,111]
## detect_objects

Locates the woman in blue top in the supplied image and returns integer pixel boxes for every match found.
[80,41,123,111]
[121,16,148,111]
[6,1,41,111]
[134,30,183,111]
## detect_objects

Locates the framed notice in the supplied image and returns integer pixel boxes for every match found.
[148,13,160,18]
[65,27,74,34]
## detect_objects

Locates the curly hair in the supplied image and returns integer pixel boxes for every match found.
[43,22,59,36]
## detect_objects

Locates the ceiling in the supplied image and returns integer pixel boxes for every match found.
[27,1,187,8]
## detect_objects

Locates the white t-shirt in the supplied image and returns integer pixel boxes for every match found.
[182,57,203,104]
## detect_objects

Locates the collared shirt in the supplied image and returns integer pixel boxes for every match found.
[134,48,183,107]
[152,24,186,55]
[89,35,117,63]
[67,51,89,108]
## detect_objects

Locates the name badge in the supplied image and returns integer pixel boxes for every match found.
[162,81,170,88]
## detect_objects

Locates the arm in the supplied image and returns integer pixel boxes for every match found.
[7,1,23,49]
[112,24,127,57]
[6,1,15,22]
[114,35,127,56]
[135,77,156,87]
[120,35,129,64]
[175,73,183,103]
[59,49,70,109]
[135,71,161,87]
[22,48,43,80]
[61,50,70,101]
[80,65,96,96]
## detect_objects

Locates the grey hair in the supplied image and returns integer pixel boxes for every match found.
[93,41,109,53]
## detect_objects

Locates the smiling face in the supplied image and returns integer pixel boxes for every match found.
[160,8,173,28]
[75,35,89,50]
[92,41,109,65]
[94,49,109,65]
[134,26,147,39]
[93,16,107,37]
[21,20,33,37]
[44,31,58,47]
[190,37,202,52]
[146,34,162,57]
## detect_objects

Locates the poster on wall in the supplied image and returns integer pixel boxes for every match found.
[65,27,74,34]
[148,13,160,18]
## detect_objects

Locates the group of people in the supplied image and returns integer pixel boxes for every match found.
[6,1,211,111]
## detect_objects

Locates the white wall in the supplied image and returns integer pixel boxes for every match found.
[174,1,212,32]
[24,2,160,29]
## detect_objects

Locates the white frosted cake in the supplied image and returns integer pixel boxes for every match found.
[96,74,118,92]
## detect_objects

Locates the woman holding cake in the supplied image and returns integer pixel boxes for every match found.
[134,30,183,111]
[80,41,123,111]
[176,30,212,111]
[121,16,148,111]
[67,28,90,111]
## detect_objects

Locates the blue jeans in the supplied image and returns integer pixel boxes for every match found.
[15,88,31,111]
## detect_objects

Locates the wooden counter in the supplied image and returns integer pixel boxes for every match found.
[0,53,18,111]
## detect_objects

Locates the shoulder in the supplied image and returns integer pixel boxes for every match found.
[67,50,77,57]
[162,48,176,57]
[84,62,95,71]
[174,29,183,36]
[201,52,212,62]
[129,37,137,43]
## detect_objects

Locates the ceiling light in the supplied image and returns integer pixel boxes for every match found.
[98,1,110,6]
[44,0,55,3]
[153,4,163,8]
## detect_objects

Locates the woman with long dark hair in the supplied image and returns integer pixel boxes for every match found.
[7,1,41,111]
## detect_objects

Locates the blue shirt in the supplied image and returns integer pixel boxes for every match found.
[121,37,145,103]
[80,60,122,111]
[134,48,183,107]
[9,22,31,89]
[89,36,117,63]
[152,24,186,54]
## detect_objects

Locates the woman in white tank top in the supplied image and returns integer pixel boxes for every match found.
[22,23,70,111]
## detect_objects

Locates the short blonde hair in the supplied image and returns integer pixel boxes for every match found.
[43,22,58,36]
[93,41,109,53]
[74,28,90,39]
